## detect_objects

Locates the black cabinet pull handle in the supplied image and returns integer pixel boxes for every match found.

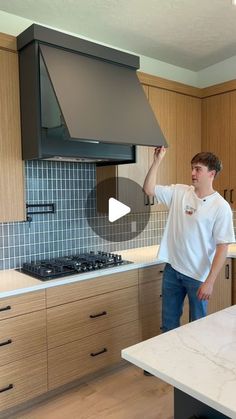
[159,294,162,298]
[159,270,164,273]
[90,311,107,319]
[230,189,234,204]
[0,339,12,347]
[90,348,107,357]
[223,189,228,200]
[144,194,149,206]
[225,264,230,279]
[0,384,13,394]
[0,305,11,313]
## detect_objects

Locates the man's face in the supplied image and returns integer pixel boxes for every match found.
[191,163,215,188]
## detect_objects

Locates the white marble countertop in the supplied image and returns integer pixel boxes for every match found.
[0,245,162,299]
[0,244,235,299]
[122,304,236,418]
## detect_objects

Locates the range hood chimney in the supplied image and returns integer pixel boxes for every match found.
[17,24,167,164]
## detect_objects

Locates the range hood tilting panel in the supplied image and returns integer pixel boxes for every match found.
[17,24,167,164]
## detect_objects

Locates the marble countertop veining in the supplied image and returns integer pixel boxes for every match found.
[0,244,236,299]
[122,304,236,418]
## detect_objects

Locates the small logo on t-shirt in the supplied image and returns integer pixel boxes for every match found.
[184,205,196,215]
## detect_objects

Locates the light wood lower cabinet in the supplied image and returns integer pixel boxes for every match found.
[0,291,47,413]
[0,352,47,411]
[47,286,138,349]
[0,290,46,320]
[139,264,165,340]
[208,259,232,314]
[0,310,47,366]
[181,298,190,325]
[0,261,232,412]
[232,259,236,305]
[48,321,139,389]
[181,259,232,324]
[46,270,138,307]
[138,259,232,336]
[46,270,139,390]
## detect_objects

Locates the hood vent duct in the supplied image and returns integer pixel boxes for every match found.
[17,24,167,164]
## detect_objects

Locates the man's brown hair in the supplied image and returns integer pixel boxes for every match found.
[191,152,222,176]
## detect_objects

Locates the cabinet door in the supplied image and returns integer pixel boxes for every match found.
[208,259,232,315]
[202,94,230,200]
[148,87,177,211]
[0,47,25,222]
[96,84,149,214]
[149,87,177,186]
[180,260,232,321]
[180,298,190,326]
[176,94,201,185]
[229,91,236,209]
[118,146,150,213]
[232,259,236,305]
[139,264,165,340]
[118,85,149,212]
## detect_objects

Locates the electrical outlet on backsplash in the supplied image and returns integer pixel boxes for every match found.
[0,160,168,270]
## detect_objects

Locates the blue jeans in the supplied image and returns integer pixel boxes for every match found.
[162,263,208,332]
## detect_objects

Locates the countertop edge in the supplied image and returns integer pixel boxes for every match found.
[121,350,234,419]
[0,258,165,299]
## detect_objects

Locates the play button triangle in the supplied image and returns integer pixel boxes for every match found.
[108,198,131,222]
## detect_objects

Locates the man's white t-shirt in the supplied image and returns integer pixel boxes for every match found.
[155,184,235,282]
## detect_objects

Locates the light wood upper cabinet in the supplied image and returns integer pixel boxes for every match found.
[148,87,177,187]
[176,94,201,185]
[0,35,25,222]
[229,91,236,208]
[97,84,150,214]
[202,93,230,201]
[148,88,201,210]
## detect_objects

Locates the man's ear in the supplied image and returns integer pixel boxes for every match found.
[211,170,216,178]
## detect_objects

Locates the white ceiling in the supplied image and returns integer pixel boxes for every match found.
[1,0,236,71]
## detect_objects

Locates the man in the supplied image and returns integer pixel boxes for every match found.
[143,147,235,332]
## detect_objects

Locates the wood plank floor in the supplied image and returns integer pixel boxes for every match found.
[11,365,173,419]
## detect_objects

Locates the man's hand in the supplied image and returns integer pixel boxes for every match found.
[197,280,214,301]
[143,146,167,196]
[153,146,166,163]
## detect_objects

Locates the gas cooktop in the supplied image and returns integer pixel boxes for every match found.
[19,251,132,281]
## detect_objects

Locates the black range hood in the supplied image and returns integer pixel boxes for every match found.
[17,24,167,165]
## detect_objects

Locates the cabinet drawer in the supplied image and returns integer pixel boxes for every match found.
[0,352,47,411]
[0,291,46,320]
[48,320,139,389]
[139,264,165,286]
[46,270,138,308]
[47,286,138,349]
[0,310,47,366]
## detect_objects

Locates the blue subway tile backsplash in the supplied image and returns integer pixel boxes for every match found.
[0,160,168,270]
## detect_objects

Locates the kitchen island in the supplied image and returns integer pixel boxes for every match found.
[122,305,236,419]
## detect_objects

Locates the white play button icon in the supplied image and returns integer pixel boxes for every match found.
[108,198,131,222]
